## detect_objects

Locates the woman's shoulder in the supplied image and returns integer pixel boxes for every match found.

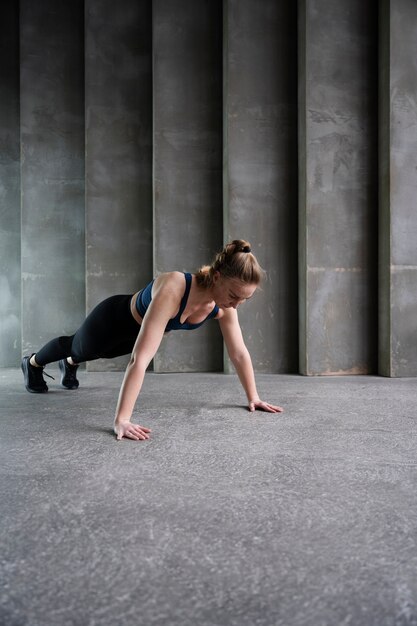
[153,271,186,298]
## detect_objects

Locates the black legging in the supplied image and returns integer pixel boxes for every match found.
[35,295,140,366]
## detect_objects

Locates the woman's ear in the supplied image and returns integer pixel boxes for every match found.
[212,271,220,284]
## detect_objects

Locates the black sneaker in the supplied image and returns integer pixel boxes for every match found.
[59,359,79,389]
[21,355,50,393]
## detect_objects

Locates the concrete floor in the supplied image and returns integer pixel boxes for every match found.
[1,368,417,626]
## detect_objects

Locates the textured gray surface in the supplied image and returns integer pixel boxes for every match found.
[153,0,223,373]
[0,0,20,367]
[2,0,417,377]
[85,0,153,372]
[298,0,378,375]
[2,369,417,626]
[379,0,417,377]
[20,0,85,359]
[224,0,298,373]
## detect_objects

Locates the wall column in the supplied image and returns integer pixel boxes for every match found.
[153,0,223,372]
[85,0,153,371]
[0,0,20,366]
[20,0,85,358]
[379,0,417,376]
[298,0,378,375]
[224,0,299,373]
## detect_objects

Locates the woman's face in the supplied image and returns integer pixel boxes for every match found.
[212,273,257,310]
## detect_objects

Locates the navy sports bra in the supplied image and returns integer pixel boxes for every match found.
[135,272,219,332]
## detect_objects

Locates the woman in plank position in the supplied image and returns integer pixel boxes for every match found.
[21,240,283,440]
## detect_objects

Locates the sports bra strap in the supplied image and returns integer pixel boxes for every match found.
[177,272,192,319]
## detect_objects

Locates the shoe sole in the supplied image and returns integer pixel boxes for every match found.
[21,358,48,393]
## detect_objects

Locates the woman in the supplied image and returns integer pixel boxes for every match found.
[21,240,283,440]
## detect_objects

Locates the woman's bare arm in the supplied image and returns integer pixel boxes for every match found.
[114,274,183,440]
[219,308,283,413]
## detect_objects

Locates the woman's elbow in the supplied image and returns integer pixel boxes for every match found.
[229,347,249,366]
[127,352,151,371]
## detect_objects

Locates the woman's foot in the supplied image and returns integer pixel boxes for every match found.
[59,359,79,389]
[21,355,49,393]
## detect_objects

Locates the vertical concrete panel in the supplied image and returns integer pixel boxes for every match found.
[224,0,299,373]
[0,1,20,366]
[153,0,223,372]
[20,0,85,357]
[298,0,378,375]
[85,0,153,371]
[379,0,417,377]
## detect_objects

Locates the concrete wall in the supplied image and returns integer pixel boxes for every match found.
[153,0,223,372]
[379,0,417,377]
[1,0,417,377]
[224,0,298,373]
[0,1,20,367]
[298,0,378,375]
[20,0,85,357]
[85,0,153,371]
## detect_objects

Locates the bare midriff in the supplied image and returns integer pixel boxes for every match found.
[130,292,143,325]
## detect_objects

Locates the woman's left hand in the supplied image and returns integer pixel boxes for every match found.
[248,400,284,413]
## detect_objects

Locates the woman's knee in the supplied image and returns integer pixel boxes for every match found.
[70,336,99,364]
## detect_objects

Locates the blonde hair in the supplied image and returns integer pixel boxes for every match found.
[196,240,265,288]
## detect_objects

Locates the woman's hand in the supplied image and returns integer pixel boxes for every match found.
[248,400,284,413]
[114,422,152,441]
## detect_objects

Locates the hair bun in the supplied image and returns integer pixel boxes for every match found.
[230,239,251,254]
[196,239,263,287]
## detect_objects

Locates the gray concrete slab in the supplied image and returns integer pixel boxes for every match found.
[20,0,85,359]
[1,369,417,625]
[85,0,153,372]
[379,0,417,377]
[0,0,20,367]
[224,0,298,373]
[153,0,223,373]
[298,0,378,375]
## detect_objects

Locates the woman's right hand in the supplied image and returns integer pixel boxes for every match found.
[114,422,151,441]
